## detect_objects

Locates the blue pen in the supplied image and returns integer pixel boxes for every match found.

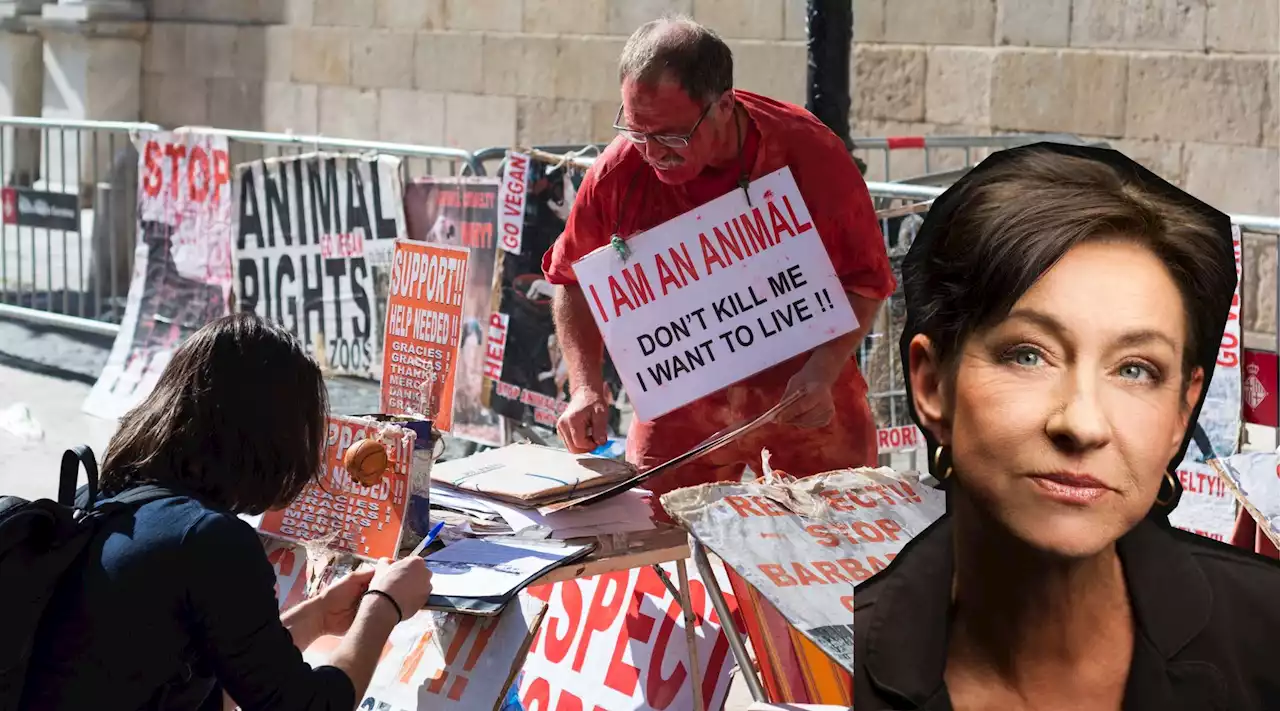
[422,521,446,550]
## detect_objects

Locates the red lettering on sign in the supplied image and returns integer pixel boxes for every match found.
[725,495,761,518]
[604,567,666,696]
[542,580,583,664]
[142,140,163,197]
[759,563,797,587]
[841,595,855,613]
[573,571,628,672]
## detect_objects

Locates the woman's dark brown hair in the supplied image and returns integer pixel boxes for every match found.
[900,142,1238,496]
[902,144,1235,380]
[100,313,329,515]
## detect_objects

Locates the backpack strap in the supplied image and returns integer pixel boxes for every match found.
[106,485,182,508]
[58,445,98,509]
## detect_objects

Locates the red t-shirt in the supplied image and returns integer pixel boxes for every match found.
[542,90,895,439]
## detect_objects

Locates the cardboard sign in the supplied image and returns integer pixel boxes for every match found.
[405,178,504,445]
[497,150,529,255]
[256,415,414,560]
[518,563,741,711]
[571,167,856,421]
[234,153,406,380]
[661,467,947,671]
[83,131,233,420]
[381,241,469,431]
[1244,349,1278,428]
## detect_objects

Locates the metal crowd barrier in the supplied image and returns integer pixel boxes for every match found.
[0,121,480,338]
[0,116,161,337]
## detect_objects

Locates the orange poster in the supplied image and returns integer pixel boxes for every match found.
[258,415,415,560]
[382,239,470,431]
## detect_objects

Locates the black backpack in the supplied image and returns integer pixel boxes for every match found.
[0,445,178,711]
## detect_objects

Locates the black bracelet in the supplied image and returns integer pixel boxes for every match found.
[362,589,403,623]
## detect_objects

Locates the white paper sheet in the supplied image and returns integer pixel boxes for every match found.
[424,538,592,599]
[485,489,656,536]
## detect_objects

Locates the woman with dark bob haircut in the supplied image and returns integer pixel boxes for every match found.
[22,313,434,710]
[854,143,1280,710]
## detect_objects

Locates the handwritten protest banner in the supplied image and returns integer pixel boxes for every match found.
[84,131,232,419]
[518,563,741,711]
[877,425,925,454]
[263,540,544,711]
[572,166,856,421]
[257,415,414,560]
[234,153,406,380]
[662,466,947,671]
[405,178,504,445]
[1168,461,1238,542]
[497,150,529,255]
[382,241,469,431]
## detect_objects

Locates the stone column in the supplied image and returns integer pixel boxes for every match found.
[42,0,143,21]
[0,4,46,185]
[34,0,144,191]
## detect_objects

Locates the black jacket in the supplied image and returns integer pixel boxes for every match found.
[854,515,1280,710]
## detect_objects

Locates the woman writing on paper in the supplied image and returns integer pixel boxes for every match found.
[854,143,1280,710]
[22,314,434,711]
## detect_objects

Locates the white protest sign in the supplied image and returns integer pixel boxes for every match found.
[1168,461,1238,542]
[518,563,740,711]
[83,131,234,419]
[571,166,857,421]
[1184,224,1245,462]
[661,466,947,671]
[234,153,406,380]
[1168,225,1245,541]
[497,151,529,255]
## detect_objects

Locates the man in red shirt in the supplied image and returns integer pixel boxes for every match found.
[543,16,895,520]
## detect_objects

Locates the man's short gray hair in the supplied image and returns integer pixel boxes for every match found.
[618,16,734,103]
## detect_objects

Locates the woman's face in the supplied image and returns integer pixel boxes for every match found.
[910,240,1204,558]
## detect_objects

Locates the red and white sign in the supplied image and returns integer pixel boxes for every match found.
[518,563,741,711]
[140,132,234,284]
[662,467,947,672]
[484,311,510,381]
[1244,349,1278,428]
[498,151,529,255]
[1168,461,1239,543]
[571,167,857,421]
[877,425,925,453]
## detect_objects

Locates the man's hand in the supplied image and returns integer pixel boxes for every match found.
[557,386,610,453]
[778,363,838,429]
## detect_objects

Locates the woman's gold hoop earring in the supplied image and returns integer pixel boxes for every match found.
[1155,470,1178,507]
[932,445,953,481]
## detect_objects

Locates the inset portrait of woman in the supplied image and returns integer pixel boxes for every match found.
[853,143,1280,711]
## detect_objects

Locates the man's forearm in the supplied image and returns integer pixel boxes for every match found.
[552,284,606,395]
[803,291,883,381]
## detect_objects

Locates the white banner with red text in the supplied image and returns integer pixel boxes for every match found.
[517,562,742,711]
[661,465,947,672]
[571,166,857,421]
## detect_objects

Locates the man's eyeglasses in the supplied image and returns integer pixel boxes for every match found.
[613,102,713,149]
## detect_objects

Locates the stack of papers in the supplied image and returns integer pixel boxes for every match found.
[430,443,638,507]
